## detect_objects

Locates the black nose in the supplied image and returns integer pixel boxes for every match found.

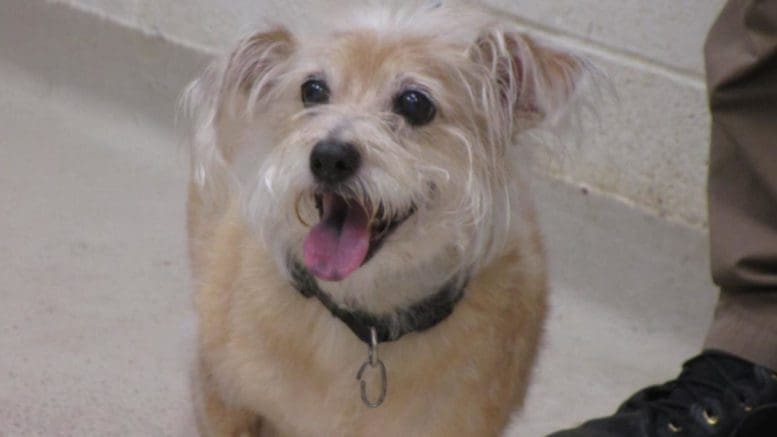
[309,140,361,184]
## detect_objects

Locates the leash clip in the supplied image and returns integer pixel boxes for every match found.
[356,327,387,408]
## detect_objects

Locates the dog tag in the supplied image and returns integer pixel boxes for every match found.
[356,327,387,408]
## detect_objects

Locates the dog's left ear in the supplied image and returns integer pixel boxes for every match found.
[470,29,591,126]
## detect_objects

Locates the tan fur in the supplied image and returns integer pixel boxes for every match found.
[190,195,545,437]
[184,2,594,436]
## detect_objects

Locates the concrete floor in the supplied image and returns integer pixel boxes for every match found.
[0,2,719,436]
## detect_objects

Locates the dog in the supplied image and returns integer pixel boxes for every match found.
[184,1,593,435]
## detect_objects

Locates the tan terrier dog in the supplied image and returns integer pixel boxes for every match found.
[185,1,594,435]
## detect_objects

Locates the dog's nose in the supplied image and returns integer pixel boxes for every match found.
[309,140,361,184]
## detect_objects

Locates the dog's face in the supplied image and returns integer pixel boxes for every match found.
[187,3,590,309]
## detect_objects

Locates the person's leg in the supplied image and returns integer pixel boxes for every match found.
[548,1,777,435]
[703,0,777,371]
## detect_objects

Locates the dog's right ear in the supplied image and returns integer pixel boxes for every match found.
[223,28,296,105]
[183,28,295,191]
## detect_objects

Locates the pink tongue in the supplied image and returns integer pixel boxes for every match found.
[303,198,370,281]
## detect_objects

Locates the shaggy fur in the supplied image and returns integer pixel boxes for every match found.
[184,1,594,435]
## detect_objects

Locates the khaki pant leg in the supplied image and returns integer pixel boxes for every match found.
[703,0,777,370]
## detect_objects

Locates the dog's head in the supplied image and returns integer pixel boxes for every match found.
[185,1,593,309]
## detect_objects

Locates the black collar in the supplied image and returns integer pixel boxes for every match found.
[288,261,467,344]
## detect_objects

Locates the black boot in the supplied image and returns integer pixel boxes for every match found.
[548,350,777,437]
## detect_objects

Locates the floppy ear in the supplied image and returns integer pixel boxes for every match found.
[183,28,295,191]
[223,28,295,105]
[470,29,591,127]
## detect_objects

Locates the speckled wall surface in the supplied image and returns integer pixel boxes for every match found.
[54,0,726,227]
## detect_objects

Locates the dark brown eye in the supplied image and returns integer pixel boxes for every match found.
[393,90,436,126]
[301,79,330,107]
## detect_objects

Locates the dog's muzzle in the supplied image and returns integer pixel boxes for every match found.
[302,139,416,281]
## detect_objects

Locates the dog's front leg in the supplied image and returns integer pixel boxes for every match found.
[192,359,263,437]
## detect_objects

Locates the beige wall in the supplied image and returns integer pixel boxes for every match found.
[55,0,726,228]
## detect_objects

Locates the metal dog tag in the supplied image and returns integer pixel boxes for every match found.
[356,327,387,408]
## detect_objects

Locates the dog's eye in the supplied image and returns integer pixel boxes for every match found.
[301,79,330,107]
[393,90,436,126]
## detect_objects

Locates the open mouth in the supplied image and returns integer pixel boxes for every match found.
[302,192,415,282]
